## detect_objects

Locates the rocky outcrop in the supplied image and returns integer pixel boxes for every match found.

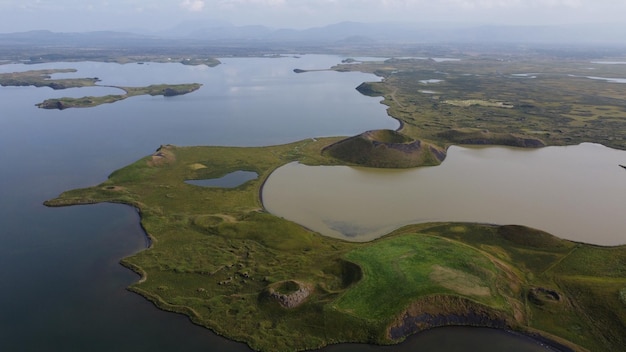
[162,86,199,96]
[527,287,562,306]
[355,82,386,97]
[266,280,312,309]
[388,294,576,352]
[387,295,513,340]
[36,99,67,110]
[148,144,177,166]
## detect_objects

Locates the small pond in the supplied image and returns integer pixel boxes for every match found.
[185,171,258,188]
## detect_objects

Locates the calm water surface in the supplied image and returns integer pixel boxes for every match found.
[321,327,550,352]
[263,143,626,245]
[185,171,258,188]
[0,55,569,351]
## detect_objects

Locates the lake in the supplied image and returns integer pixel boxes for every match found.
[0,55,592,351]
[263,143,626,245]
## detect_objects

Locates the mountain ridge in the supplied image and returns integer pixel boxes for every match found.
[2,21,626,47]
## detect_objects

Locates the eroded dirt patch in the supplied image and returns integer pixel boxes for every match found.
[429,265,491,297]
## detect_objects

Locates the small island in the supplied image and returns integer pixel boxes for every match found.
[0,69,99,89]
[35,83,202,110]
[0,69,202,110]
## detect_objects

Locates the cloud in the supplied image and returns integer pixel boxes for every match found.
[180,0,205,12]
[223,0,285,4]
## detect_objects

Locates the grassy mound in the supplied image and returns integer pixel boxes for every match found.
[355,82,388,97]
[497,225,571,249]
[437,128,545,148]
[322,129,446,168]
[334,234,515,322]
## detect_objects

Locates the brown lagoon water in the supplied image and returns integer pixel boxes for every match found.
[0,55,594,351]
[263,143,626,245]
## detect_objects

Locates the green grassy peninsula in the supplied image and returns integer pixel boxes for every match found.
[45,141,626,352]
[0,69,99,89]
[0,69,202,109]
[35,83,202,110]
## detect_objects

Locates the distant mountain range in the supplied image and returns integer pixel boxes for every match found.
[2,21,626,47]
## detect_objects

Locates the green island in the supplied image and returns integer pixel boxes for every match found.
[0,69,202,109]
[44,55,626,352]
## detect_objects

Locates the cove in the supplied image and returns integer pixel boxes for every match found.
[263,143,626,246]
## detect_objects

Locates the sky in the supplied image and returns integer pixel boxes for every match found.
[0,0,625,33]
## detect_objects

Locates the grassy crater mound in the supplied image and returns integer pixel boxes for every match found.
[322,129,446,168]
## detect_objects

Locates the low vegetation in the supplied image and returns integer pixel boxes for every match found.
[45,141,626,352]
[36,83,202,109]
[0,69,99,89]
[322,129,445,168]
[0,69,202,109]
[334,56,626,150]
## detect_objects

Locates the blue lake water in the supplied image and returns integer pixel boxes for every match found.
[0,55,570,351]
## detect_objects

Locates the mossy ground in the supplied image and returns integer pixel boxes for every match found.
[0,69,202,109]
[334,56,626,150]
[35,83,202,109]
[0,69,99,89]
[46,141,625,352]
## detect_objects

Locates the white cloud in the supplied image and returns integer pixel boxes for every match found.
[180,0,205,12]
[222,0,285,5]
[1,0,625,33]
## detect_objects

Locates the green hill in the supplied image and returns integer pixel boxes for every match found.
[323,129,446,168]
[437,129,545,148]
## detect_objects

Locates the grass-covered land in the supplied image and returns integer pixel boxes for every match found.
[0,68,202,109]
[0,48,221,67]
[322,129,446,168]
[337,56,626,150]
[0,69,99,89]
[36,83,202,109]
[45,141,626,352]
